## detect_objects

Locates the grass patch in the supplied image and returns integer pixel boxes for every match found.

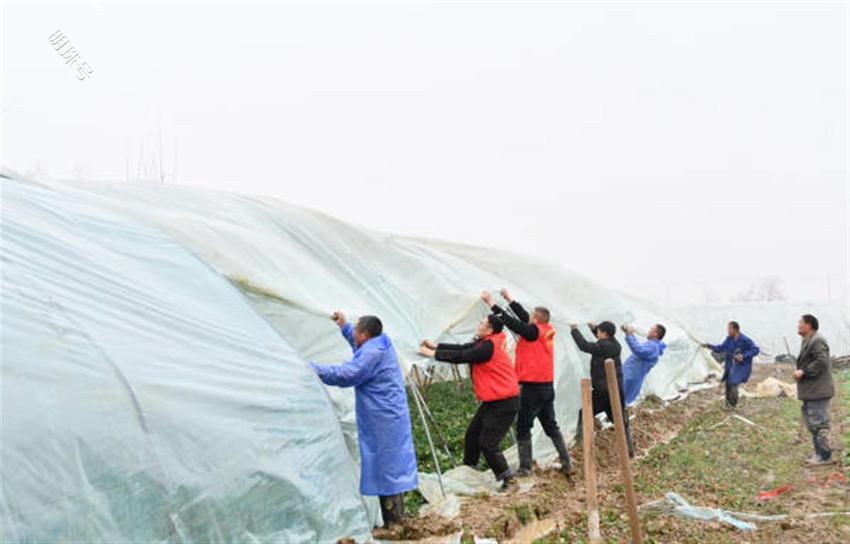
[538,370,849,544]
[407,379,515,473]
[635,394,806,514]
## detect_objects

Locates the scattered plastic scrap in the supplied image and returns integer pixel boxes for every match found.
[663,492,786,531]
[418,466,500,520]
[708,414,760,430]
[732,414,758,427]
[757,484,792,501]
[753,377,797,398]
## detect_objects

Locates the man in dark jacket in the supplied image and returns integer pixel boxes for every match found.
[794,314,835,465]
[569,321,634,458]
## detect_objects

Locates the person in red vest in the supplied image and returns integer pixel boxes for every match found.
[482,289,572,477]
[419,314,520,489]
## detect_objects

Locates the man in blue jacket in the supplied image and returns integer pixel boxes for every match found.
[310,312,418,526]
[702,321,760,410]
[621,324,667,405]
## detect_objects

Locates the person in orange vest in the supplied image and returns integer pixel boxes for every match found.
[419,314,520,489]
[482,289,572,477]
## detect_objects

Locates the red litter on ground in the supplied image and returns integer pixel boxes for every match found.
[757,484,792,500]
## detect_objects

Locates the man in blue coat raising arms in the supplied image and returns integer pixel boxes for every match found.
[621,323,667,405]
[703,321,760,410]
[310,312,418,526]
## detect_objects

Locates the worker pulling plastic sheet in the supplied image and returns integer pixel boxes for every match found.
[701,321,760,411]
[309,312,419,526]
[621,323,668,405]
[419,315,520,489]
[482,289,573,477]
[570,321,636,458]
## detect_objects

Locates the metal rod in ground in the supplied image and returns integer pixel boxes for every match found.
[412,377,457,466]
[407,375,445,497]
[604,358,642,544]
[581,378,602,543]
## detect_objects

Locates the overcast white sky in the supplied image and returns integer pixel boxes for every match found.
[2,1,848,305]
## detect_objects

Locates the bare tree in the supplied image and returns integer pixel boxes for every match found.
[735,277,787,302]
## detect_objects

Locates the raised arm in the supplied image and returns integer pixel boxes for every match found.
[702,337,726,353]
[310,348,378,387]
[508,300,530,323]
[434,339,494,365]
[492,304,539,341]
[570,327,601,354]
[625,334,656,358]
[340,322,356,351]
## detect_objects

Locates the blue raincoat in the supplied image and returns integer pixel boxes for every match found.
[707,334,760,385]
[623,334,667,404]
[310,323,419,496]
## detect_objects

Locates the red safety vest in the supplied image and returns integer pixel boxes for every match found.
[515,323,555,383]
[470,332,520,402]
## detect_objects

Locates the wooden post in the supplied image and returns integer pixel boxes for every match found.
[581,379,602,543]
[604,358,641,544]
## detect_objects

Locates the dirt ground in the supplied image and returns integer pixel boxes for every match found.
[375,363,849,543]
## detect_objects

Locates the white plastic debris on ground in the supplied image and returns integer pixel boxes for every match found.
[418,466,501,519]
[2,173,726,538]
[751,377,797,398]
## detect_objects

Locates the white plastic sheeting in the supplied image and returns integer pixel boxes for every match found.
[673,302,850,358]
[24,178,721,470]
[1,178,372,542]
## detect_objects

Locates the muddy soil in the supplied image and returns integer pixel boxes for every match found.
[376,363,848,543]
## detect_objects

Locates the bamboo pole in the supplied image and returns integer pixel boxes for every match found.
[581,379,602,543]
[604,359,641,544]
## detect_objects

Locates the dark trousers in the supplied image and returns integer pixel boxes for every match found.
[725,382,740,407]
[464,396,519,479]
[517,383,561,440]
[802,398,832,460]
[577,383,630,433]
[379,493,404,525]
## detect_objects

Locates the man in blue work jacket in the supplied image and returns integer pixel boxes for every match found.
[703,321,760,410]
[310,312,418,526]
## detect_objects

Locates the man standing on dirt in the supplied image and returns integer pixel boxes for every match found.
[418,314,520,490]
[702,321,760,411]
[569,321,635,458]
[794,314,835,465]
[309,312,419,526]
[482,289,573,476]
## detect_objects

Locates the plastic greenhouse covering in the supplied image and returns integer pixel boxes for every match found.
[4,172,844,541]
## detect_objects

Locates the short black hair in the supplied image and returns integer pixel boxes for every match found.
[534,307,551,324]
[598,321,616,338]
[486,314,504,334]
[655,323,667,340]
[801,314,819,331]
[728,321,740,331]
[356,315,383,338]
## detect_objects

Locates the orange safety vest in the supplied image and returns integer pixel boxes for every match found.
[515,322,555,383]
[470,332,520,402]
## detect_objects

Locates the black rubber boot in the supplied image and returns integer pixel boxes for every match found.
[496,468,517,491]
[379,493,405,526]
[551,433,574,475]
[517,439,533,476]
